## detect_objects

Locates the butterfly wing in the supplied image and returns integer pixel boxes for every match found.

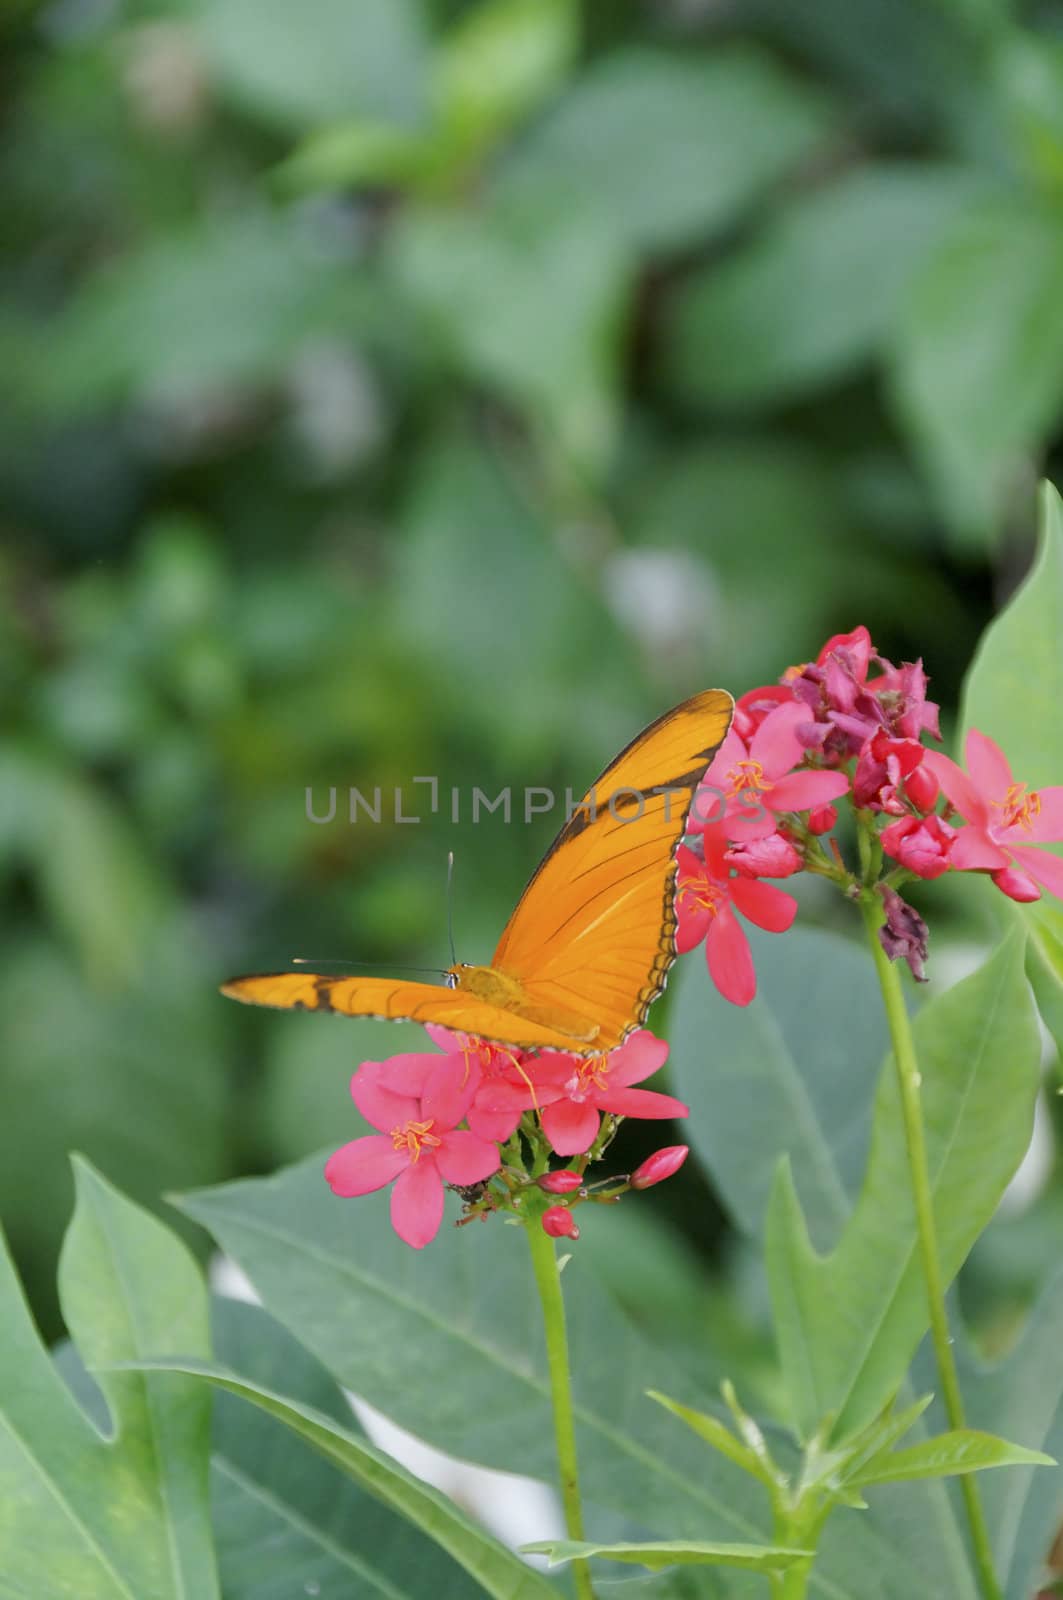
[220,972,594,1050]
[490,687,734,1050]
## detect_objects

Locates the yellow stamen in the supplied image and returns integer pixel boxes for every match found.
[390,1118,442,1162]
[726,758,771,798]
[678,878,726,919]
[993,782,1041,832]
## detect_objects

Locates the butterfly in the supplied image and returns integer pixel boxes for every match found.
[222,688,733,1054]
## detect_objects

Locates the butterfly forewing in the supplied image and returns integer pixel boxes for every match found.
[490,687,734,1049]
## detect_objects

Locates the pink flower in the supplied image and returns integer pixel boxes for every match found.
[421,1027,537,1145]
[676,832,798,1006]
[725,830,802,878]
[690,701,850,843]
[325,1055,500,1249]
[880,813,956,880]
[922,729,1063,902]
[479,1029,685,1156]
[853,731,925,814]
[630,1145,689,1189]
[542,1206,579,1240]
[732,684,795,742]
[786,627,940,762]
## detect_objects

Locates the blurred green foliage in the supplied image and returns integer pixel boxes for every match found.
[4,0,1063,1336]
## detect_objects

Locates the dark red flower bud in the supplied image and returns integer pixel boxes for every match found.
[538,1170,583,1194]
[807,804,837,835]
[630,1145,689,1190]
[542,1205,579,1239]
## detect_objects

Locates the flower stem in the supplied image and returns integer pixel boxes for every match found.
[860,895,1002,1600]
[525,1217,596,1600]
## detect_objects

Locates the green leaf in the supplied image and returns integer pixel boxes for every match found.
[0,1158,218,1598]
[672,925,884,1247]
[523,1538,810,1572]
[134,1356,556,1600]
[142,1363,557,1600]
[949,1267,1063,1600]
[175,1160,973,1600]
[646,1390,776,1489]
[195,0,429,131]
[960,480,1063,1057]
[206,1298,485,1599]
[766,931,1041,1439]
[498,46,835,252]
[847,1429,1053,1488]
[890,200,1063,543]
[667,164,983,408]
[437,0,578,150]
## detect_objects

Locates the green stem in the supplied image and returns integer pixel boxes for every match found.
[860,895,1002,1600]
[526,1217,596,1600]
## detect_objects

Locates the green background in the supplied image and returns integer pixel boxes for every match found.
[3,0,1062,1343]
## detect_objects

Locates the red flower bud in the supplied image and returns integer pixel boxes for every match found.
[725,831,802,879]
[630,1145,689,1190]
[538,1170,583,1194]
[542,1205,580,1239]
[903,763,939,814]
[807,804,837,835]
[881,813,955,880]
[991,866,1041,903]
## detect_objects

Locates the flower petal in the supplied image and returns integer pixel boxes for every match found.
[422,1055,479,1129]
[950,827,1009,871]
[376,1053,444,1098]
[1009,844,1063,902]
[605,1029,670,1088]
[541,1098,601,1156]
[705,905,756,1006]
[750,701,809,777]
[730,877,798,933]
[965,728,1013,802]
[350,1064,419,1133]
[922,750,989,825]
[676,900,711,952]
[423,1023,463,1054]
[598,1086,689,1120]
[436,1129,501,1186]
[467,1104,523,1143]
[325,1135,406,1197]
[390,1158,445,1249]
[1019,785,1063,843]
[768,769,850,814]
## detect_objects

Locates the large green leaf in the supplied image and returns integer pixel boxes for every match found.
[141,1358,557,1600]
[890,200,1063,542]
[941,1269,1063,1600]
[666,165,983,408]
[960,481,1063,1055]
[207,1298,486,1600]
[672,925,883,1248]
[177,1159,978,1600]
[0,1158,218,1599]
[497,47,835,253]
[766,932,1040,1441]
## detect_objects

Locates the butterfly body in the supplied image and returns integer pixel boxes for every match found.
[223,688,734,1053]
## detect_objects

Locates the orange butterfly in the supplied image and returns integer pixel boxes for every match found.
[222,688,733,1053]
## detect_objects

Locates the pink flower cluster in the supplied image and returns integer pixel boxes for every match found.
[326,1026,687,1248]
[676,626,1063,1006]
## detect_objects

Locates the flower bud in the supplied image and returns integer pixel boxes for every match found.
[630,1145,689,1190]
[542,1205,579,1240]
[725,831,802,878]
[991,866,1041,903]
[538,1169,583,1194]
[881,813,955,880]
[903,763,939,814]
[806,804,837,835]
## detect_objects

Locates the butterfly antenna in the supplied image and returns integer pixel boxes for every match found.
[447,851,458,968]
[292,957,446,976]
